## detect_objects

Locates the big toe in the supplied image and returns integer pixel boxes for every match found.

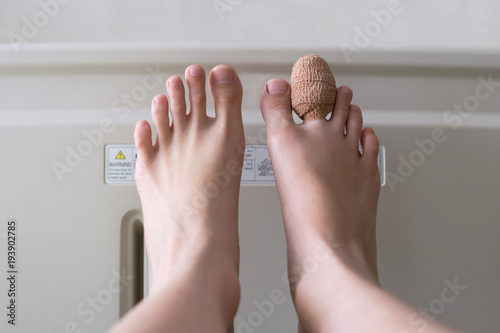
[209,65,243,125]
[260,79,294,135]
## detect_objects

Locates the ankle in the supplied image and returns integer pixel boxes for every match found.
[332,240,378,279]
[288,235,379,291]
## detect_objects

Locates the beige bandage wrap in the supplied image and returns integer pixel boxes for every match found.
[290,54,337,121]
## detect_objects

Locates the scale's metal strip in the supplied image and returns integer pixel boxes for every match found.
[105,145,386,187]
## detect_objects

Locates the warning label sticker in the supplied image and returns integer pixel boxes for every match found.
[104,144,385,186]
[241,145,275,185]
[105,145,137,184]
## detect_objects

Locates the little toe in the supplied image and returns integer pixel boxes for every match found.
[185,65,207,121]
[166,75,187,130]
[260,79,294,135]
[134,120,154,163]
[208,65,243,125]
[360,127,380,162]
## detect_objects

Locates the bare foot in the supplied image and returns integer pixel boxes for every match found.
[260,79,381,331]
[134,65,244,330]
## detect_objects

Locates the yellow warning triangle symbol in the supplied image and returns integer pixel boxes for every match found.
[115,151,126,160]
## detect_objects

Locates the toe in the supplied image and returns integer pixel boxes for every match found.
[346,104,363,144]
[360,127,380,162]
[134,120,154,162]
[209,65,243,124]
[151,94,170,143]
[166,75,187,129]
[330,86,353,132]
[185,65,207,120]
[260,79,294,135]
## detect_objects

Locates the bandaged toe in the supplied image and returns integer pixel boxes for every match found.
[290,54,337,121]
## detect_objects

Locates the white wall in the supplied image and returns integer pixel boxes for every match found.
[1,0,499,51]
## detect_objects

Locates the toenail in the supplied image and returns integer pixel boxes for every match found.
[168,76,182,87]
[189,66,204,77]
[154,95,167,104]
[338,86,351,94]
[267,79,289,95]
[212,66,234,83]
[365,127,375,134]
